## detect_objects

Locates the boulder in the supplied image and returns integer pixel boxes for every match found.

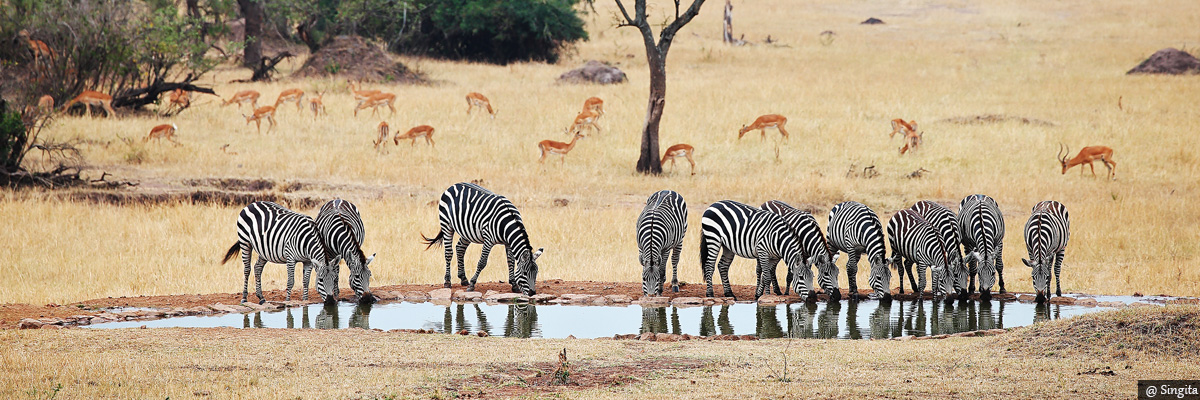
[403,291,430,301]
[17,318,42,329]
[639,332,657,341]
[1127,48,1200,75]
[485,293,529,303]
[1017,295,1037,302]
[639,296,671,305]
[557,60,627,85]
[756,295,789,305]
[861,17,885,25]
[672,297,704,306]
[1098,301,1126,308]
[452,291,483,301]
[530,294,557,303]
[560,294,599,304]
[950,331,976,338]
[429,288,453,300]
[1048,297,1076,305]
[605,295,633,303]
[209,304,242,313]
[1129,302,1160,308]
[1074,298,1098,307]
[590,296,613,305]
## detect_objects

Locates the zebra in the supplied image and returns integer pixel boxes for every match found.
[1023,200,1070,303]
[886,209,954,299]
[827,201,891,300]
[315,199,376,304]
[957,194,1007,300]
[760,200,841,300]
[636,190,687,296]
[699,200,813,300]
[220,201,333,304]
[909,200,968,300]
[422,182,544,295]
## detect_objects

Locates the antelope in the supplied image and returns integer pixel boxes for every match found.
[354,92,396,117]
[394,125,435,147]
[36,95,54,114]
[466,92,496,118]
[308,91,326,119]
[221,90,260,109]
[889,118,918,139]
[274,88,305,111]
[373,122,389,149]
[538,132,585,165]
[899,129,923,155]
[166,89,191,112]
[18,30,54,74]
[661,143,696,175]
[144,123,180,145]
[1058,144,1117,180]
[582,97,604,119]
[738,114,789,141]
[347,79,380,107]
[243,106,277,133]
[62,90,116,118]
[567,109,601,136]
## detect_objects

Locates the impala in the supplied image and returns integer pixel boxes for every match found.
[394,125,435,147]
[660,143,696,175]
[738,114,789,141]
[539,132,585,165]
[354,92,396,117]
[1058,144,1117,180]
[308,91,326,119]
[899,129,923,155]
[243,106,277,133]
[36,95,54,114]
[144,123,180,145]
[166,89,191,112]
[567,109,601,135]
[888,118,918,139]
[466,92,496,118]
[221,90,260,109]
[18,30,54,73]
[582,97,604,119]
[373,122,390,149]
[347,79,380,107]
[274,88,305,111]
[62,90,116,118]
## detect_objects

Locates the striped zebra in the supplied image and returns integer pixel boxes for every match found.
[827,201,891,300]
[422,183,544,295]
[1022,200,1070,303]
[760,200,841,300]
[636,190,688,296]
[315,199,376,304]
[700,200,813,300]
[957,194,1007,300]
[220,201,333,304]
[910,200,967,300]
[886,209,954,298]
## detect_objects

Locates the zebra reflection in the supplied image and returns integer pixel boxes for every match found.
[348,302,372,329]
[785,302,818,338]
[504,304,539,338]
[641,306,682,335]
[316,302,340,329]
[869,300,897,339]
[700,305,734,336]
[756,305,785,339]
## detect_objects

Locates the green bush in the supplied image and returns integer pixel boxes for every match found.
[399,0,588,64]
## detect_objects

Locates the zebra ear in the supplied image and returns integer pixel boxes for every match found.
[532,248,544,261]
[365,253,376,265]
[832,253,840,263]
[1022,258,1032,268]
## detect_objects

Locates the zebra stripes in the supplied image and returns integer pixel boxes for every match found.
[958,194,1007,300]
[886,209,953,298]
[760,200,841,300]
[909,200,967,299]
[422,183,544,295]
[1023,200,1070,303]
[316,199,376,304]
[637,190,688,296]
[827,201,891,300]
[221,201,331,304]
[700,200,812,300]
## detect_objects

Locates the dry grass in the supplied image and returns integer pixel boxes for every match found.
[998,305,1200,360]
[3,0,1200,305]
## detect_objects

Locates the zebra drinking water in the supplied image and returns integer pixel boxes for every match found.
[422,183,544,295]
[827,201,891,300]
[909,200,967,300]
[957,194,1007,300]
[315,199,376,304]
[1023,200,1070,303]
[760,200,841,300]
[636,190,688,296]
[887,209,954,299]
[220,201,332,304]
[699,200,813,300]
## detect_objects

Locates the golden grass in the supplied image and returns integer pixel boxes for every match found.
[3,0,1200,304]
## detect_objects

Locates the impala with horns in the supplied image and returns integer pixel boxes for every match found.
[738,114,789,141]
[888,118,918,139]
[899,128,923,155]
[221,90,260,109]
[465,92,496,118]
[1058,144,1116,180]
[373,122,390,149]
[308,91,326,119]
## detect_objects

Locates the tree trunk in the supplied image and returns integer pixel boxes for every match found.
[636,54,667,174]
[238,0,263,69]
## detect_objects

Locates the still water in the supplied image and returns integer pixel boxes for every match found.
[87,299,1112,339]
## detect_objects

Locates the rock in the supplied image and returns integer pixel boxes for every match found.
[209,304,242,313]
[187,306,213,315]
[985,329,1008,336]
[530,294,557,303]
[485,293,529,303]
[557,60,627,85]
[429,288,453,300]
[560,294,598,304]
[756,295,789,305]
[931,334,950,340]
[484,290,499,297]
[861,17,885,25]
[1128,48,1200,75]
[639,297,671,305]
[912,335,931,341]
[950,331,976,338]
[1048,297,1076,305]
[1075,298,1098,307]
[680,334,693,341]
[895,336,915,341]
[672,297,704,306]
[703,298,720,306]
[453,291,483,301]
[477,331,489,337]
[591,296,613,305]
[639,332,657,341]
[1129,302,1160,308]
[1017,295,1037,302]
[655,333,681,342]
[1168,299,1200,305]
[242,302,271,311]
[739,335,758,341]
[18,318,42,329]
[566,335,577,339]
[40,324,64,329]
[614,334,638,340]
[605,295,633,303]
[403,291,430,301]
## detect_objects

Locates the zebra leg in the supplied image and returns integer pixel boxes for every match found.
[660,248,671,295]
[845,251,861,300]
[905,259,920,295]
[241,247,253,303]
[469,242,495,292]
[996,242,1007,294]
[718,250,736,299]
[894,254,907,294]
[455,238,471,287]
[442,231,455,288]
[670,241,682,293]
[755,257,772,299]
[301,260,311,301]
[253,258,268,304]
[1054,250,1064,298]
[702,241,721,297]
[915,260,927,296]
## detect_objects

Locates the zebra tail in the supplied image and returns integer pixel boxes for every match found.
[220,242,241,265]
[699,232,711,272]
[421,230,445,250]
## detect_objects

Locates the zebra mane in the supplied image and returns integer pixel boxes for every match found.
[337,211,368,266]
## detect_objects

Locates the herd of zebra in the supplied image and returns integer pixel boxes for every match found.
[220,182,1071,306]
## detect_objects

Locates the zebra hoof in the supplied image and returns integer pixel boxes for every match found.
[258,299,266,305]
[443,283,451,288]
[828,290,841,302]
[999,288,1008,294]
[672,285,680,293]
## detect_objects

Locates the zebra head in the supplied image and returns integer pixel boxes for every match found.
[787,251,815,302]
[351,253,376,303]
[868,255,892,301]
[949,252,969,300]
[1023,256,1052,303]
[970,251,999,300]
[315,258,338,305]
[808,251,840,300]
[512,247,544,296]
[640,250,664,296]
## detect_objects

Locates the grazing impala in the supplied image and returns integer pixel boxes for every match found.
[899,129,923,155]
[18,30,55,73]
[582,97,604,119]
[888,118,918,139]
[36,95,54,114]
[466,92,496,118]
[347,79,380,106]
[354,92,396,117]
[738,114,789,141]
[243,106,277,133]
[221,90,260,109]
[144,124,180,145]
[539,132,585,165]
[62,90,116,118]
[394,125,435,147]
[373,122,390,149]
[661,143,696,175]
[166,89,191,112]
[308,91,326,119]
[1058,144,1117,180]
[567,109,601,135]
[273,88,305,111]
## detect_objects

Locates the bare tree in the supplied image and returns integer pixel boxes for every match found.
[615,0,707,175]
[238,0,264,69]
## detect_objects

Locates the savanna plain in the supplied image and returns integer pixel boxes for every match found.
[3,0,1200,398]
